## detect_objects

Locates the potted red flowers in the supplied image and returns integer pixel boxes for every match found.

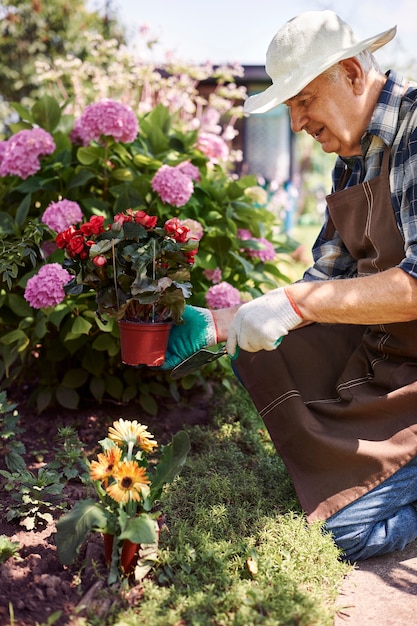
[56,208,199,365]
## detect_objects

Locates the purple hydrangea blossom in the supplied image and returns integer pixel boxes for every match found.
[197,132,229,163]
[70,99,139,145]
[205,281,241,309]
[203,268,222,284]
[176,161,201,182]
[42,200,83,233]
[0,129,55,179]
[24,264,71,309]
[237,229,276,262]
[151,164,194,207]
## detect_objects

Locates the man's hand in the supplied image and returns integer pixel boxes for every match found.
[161,305,218,369]
[226,287,302,354]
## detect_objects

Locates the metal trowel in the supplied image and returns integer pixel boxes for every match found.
[170,344,228,379]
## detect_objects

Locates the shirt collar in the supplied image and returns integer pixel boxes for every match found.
[365,70,406,146]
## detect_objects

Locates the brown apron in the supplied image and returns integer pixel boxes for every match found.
[235,146,417,522]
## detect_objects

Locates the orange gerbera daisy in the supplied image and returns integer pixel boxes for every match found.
[108,418,158,452]
[106,460,151,504]
[90,446,122,482]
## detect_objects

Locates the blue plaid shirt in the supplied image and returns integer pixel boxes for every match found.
[303,70,417,282]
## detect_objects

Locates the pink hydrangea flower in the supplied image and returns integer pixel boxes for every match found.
[176,161,201,182]
[197,132,229,163]
[205,281,241,309]
[0,128,55,179]
[179,218,204,241]
[41,200,83,233]
[70,99,139,145]
[151,164,194,207]
[249,238,276,262]
[24,264,71,309]
[203,268,222,284]
[238,229,276,262]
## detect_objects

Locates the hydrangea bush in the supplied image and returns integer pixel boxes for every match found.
[0,62,296,414]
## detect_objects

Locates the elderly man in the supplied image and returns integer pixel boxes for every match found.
[163,10,417,562]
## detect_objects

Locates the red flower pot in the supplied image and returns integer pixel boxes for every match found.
[103,532,114,567]
[120,539,140,575]
[102,534,139,576]
[118,320,172,366]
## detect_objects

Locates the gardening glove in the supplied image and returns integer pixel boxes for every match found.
[161,305,218,369]
[226,287,303,355]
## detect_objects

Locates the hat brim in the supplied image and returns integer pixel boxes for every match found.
[244,25,397,114]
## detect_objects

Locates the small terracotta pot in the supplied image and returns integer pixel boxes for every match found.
[118,320,172,367]
[102,534,139,575]
[120,539,140,575]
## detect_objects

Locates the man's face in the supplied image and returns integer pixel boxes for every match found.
[285,64,367,157]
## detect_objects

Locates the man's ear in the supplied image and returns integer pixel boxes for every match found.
[339,58,365,95]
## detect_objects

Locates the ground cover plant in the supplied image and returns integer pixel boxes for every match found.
[0,383,351,625]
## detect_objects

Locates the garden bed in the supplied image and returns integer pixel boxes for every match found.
[0,385,212,626]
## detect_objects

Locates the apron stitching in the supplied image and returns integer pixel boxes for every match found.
[259,390,302,416]
[305,397,342,405]
[363,181,381,272]
[337,375,372,391]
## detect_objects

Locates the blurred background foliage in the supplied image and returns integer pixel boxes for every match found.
[0,0,319,415]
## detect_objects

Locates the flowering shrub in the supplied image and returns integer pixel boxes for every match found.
[55,418,190,584]
[0,91,296,414]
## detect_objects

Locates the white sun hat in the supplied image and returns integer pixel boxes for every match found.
[244,10,397,114]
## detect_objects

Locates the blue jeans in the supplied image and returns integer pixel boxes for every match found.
[325,455,417,562]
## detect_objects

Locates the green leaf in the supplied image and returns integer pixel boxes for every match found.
[0,212,16,235]
[139,393,158,416]
[119,514,157,545]
[149,431,190,503]
[36,388,53,414]
[15,193,32,228]
[10,102,35,124]
[67,169,96,190]
[89,376,106,402]
[105,375,123,400]
[0,329,28,346]
[55,500,108,565]
[77,146,102,165]
[56,386,79,409]
[61,368,89,389]
[32,96,61,132]
[70,316,92,337]
[7,293,33,318]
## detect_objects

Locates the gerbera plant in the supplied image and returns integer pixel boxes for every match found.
[55,419,190,584]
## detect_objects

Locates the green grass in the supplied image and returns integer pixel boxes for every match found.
[109,385,351,626]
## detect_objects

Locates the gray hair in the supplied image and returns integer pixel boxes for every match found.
[323,50,381,82]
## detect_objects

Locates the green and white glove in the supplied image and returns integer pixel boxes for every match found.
[226,287,303,354]
[161,305,218,369]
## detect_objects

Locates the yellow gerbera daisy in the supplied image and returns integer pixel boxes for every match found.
[90,446,122,482]
[106,460,150,504]
[108,418,158,452]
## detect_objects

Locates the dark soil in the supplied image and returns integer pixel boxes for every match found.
[0,385,214,626]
